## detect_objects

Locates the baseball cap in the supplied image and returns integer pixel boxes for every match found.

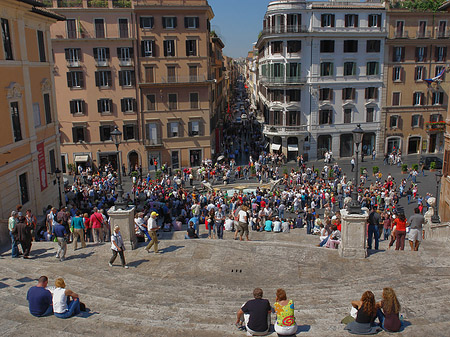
[151,211,159,217]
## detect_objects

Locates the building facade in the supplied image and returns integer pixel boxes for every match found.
[256,0,386,161]
[0,0,64,218]
[382,7,450,156]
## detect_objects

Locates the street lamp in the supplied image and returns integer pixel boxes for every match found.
[110,126,126,210]
[431,170,443,223]
[54,167,62,208]
[347,124,364,214]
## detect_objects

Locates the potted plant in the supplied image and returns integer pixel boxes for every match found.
[430,161,437,172]
[412,164,419,171]
[250,165,256,176]
[372,166,379,175]
[155,170,162,180]
[401,164,408,173]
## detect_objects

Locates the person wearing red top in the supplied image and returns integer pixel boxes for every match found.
[393,213,407,250]
[260,199,266,209]
[89,208,104,243]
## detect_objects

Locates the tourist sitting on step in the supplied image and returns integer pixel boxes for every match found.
[376,287,402,332]
[224,215,234,231]
[236,288,272,336]
[263,216,273,232]
[27,276,53,317]
[273,288,297,337]
[273,217,282,233]
[344,291,382,335]
[52,278,81,319]
[185,221,198,239]
[325,224,341,249]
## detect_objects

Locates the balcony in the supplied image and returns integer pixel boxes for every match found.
[259,76,305,85]
[263,124,308,136]
[394,31,409,39]
[260,25,308,37]
[416,30,431,39]
[159,75,207,84]
[96,60,109,67]
[67,60,81,68]
[113,0,131,7]
[144,138,162,146]
[437,29,450,38]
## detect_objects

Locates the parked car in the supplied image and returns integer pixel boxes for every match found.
[419,155,443,169]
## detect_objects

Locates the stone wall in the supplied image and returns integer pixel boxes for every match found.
[0,219,10,248]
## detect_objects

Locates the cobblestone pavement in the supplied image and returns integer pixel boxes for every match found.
[1,228,450,336]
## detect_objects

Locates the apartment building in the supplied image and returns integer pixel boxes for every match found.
[256,0,386,161]
[0,0,64,218]
[382,6,450,156]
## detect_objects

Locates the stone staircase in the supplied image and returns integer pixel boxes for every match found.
[1,229,450,336]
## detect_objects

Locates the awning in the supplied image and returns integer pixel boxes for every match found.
[74,155,89,162]
[288,144,299,151]
[271,144,281,151]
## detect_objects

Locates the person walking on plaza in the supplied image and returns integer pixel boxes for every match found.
[408,208,425,251]
[90,207,104,243]
[27,276,53,317]
[71,210,86,250]
[236,205,250,241]
[16,216,32,259]
[145,211,160,254]
[393,213,407,250]
[8,211,19,258]
[52,218,68,262]
[351,157,355,172]
[109,225,128,268]
[25,209,37,241]
[367,206,381,250]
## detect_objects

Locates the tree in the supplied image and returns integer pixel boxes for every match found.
[392,0,446,12]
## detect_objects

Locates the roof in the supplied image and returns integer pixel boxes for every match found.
[439,0,450,10]
[17,0,65,21]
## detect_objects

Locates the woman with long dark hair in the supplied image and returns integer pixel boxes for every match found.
[345,291,381,334]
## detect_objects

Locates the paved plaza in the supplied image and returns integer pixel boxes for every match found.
[1,226,450,336]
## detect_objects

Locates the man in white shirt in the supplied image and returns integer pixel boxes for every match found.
[145,212,160,254]
[235,206,250,241]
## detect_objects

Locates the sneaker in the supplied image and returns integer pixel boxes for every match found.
[123,265,129,269]
[108,262,113,267]
[60,258,65,262]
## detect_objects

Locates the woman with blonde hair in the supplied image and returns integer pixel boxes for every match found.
[273,288,297,336]
[376,287,401,332]
[52,278,81,319]
[345,291,381,334]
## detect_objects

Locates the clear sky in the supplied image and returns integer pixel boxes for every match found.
[208,0,271,59]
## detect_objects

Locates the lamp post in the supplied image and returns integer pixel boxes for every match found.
[431,170,443,223]
[110,126,126,210]
[347,124,364,214]
[54,167,62,208]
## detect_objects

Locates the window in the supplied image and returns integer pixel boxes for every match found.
[117,47,133,64]
[163,17,177,29]
[168,93,177,110]
[365,87,378,100]
[273,111,281,125]
[366,40,380,53]
[319,109,332,124]
[393,66,402,81]
[189,120,201,136]
[172,151,179,169]
[33,103,41,127]
[393,47,405,62]
[321,14,335,27]
[435,65,445,79]
[49,149,56,174]
[320,40,334,53]
[288,111,301,125]
[145,66,154,83]
[66,71,84,88]
[10,102,22,142]
[97,99,112,113]
[37,30,46,62]
[94,47,109,64]
[69,100,84,114]
[345,14,358,28]
[396,21,404,37]
[123,124,136,140]
[344,109,352,123]
[390,115,399,128]
[1,18,13,60]
[438,20,447,38]
[119,70,135,87]
[185,17,199,29]
[415,66,425,81]
[415,47,427,62]
[164,40,175,56]
[167,66,176,82]
[411,115,421,127]
[392,92,400,106]
[146,94,156,111]
[287,14,301,32]
[366,62,379,75]
[119,18,128,38]
[287,63,301,79]
[286,90,301,102]
[342,88,355,100]
[168,122,179,137]
[344,40,358,53]
[366,108,374,122]
[368,14,381,28]
[418,20,427,37]
[72,126,85,142]
[43,93,52,124]
[140,16,154,29]
[189,65,198,82]
[95,71,112,87]
[19,173,29,205]
[186,39,197,56]
[121,98,136,112]
[435,46,447,62]
[141,40,155,57]
[344,62,356,76]
[287,40,301,53]
[190,92,199,109]
[99,125,112,141]
[66,18,77,39]
[319,88,333,101]
[272,63,284,78]
[320,62,333,76]
[94,18,105,38]
[430,114,442,122]
[271,41,282,54]
[432,92,444,105]
[413,92,424,106]
[65,48,81,64]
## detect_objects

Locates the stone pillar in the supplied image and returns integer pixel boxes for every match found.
[339,208,369,259]
[108,206,137,250]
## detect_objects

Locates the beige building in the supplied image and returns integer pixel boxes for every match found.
[382,7,450,155]
[0,0,64,218]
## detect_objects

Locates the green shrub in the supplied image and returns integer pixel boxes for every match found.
[412,164,419,171]
[131,171,139,178]
[372,166,379,174]
[430,161,436,170]
[251,166,256,175]
[401,164,408,172]
[155,170,162,180]
[360,167,367,175]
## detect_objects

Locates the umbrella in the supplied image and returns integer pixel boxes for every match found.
[217,155,225,162]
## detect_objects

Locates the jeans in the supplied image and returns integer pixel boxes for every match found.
[208,223,216,237]
[319,236,329,247]
[383,228,391,241]
[407,195,411,204]
[54,298,80,319]
[216,221,224,239]
[367,225,379,250]
[10,232,19,257]
[306,220,314,234]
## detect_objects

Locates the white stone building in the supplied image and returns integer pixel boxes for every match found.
[256,0,386,161]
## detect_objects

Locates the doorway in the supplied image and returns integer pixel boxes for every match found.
[128,151,139,171]
[408,137,421,154]
[190,149,202,167]
[340,134,354,158]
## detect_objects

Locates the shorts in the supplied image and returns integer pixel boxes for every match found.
[237,222,249,236]
[408,228,422,242]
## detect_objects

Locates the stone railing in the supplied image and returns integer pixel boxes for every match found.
[0,219,9,249]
